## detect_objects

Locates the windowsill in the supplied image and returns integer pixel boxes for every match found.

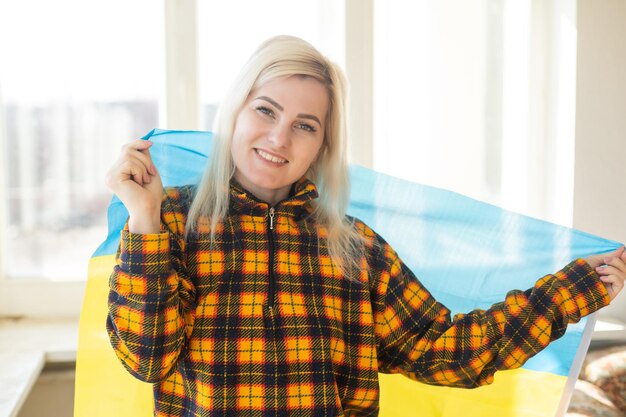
[0,281,85,319]
[0,318,78,417]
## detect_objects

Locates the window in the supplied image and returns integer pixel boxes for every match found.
[197,0,345,130]
[373,0,577,226]
[0,0,164,280]
[0,0,579,317]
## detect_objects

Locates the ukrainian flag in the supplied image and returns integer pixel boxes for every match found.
[75,129,622,417]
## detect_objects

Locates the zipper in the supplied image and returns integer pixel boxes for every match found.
[267,207,276,310]
[269,207,275,230]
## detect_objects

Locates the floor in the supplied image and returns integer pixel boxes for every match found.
[16,363,75,417]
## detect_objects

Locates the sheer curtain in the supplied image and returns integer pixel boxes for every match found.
[197,0,345,130]
[0,0,164,280]
[373,0,577,226]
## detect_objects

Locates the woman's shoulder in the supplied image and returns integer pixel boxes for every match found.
[347,215,396,257]
[347,215,377,241]
[345,216,403,278]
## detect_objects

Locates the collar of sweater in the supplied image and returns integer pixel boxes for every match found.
[228,176,319,219]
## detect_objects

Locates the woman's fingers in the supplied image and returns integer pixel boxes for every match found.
[123,141,156,175]
[125,138,153,151]
[126,159,150,185]
[120,157,152,186]
[585,246,626,268]
[595,256,626,300]
[599,274,625,300]
[105,139,164,221]
[105,140,156,191]
[604,256,626,275]
[127,149,155,176]
[596,264,625,278]
[124,161,146,186]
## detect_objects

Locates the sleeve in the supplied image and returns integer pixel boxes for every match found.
[106,188,196,383]
[371,242,611,389]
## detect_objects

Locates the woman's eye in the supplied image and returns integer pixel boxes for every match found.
[296,122,316,133]
[256,106,274,118]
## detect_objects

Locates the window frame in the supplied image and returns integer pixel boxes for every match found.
[0,0,373,318]
[0,0,192,317]
[5,0,607,327]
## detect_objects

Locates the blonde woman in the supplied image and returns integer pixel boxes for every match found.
[105,36,626,416]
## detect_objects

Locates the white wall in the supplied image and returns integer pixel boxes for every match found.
[574,0,626,321]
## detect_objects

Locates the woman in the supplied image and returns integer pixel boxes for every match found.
[105,36,626,416]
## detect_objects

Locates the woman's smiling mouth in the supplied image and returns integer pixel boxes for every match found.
[255,148,289,164]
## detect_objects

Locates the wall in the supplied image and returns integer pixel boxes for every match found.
[574,0,626,320]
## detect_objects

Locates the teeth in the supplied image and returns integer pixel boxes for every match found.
[257,149,287,163]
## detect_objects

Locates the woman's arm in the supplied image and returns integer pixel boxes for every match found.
[371,237,619,389]
[104,140,196,382]
[106,185,196,382]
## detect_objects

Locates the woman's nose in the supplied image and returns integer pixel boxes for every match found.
[267,122,290,148]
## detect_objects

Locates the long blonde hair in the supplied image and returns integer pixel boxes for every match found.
[186,35,364,277]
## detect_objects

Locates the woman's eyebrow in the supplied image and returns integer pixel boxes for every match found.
[297,113,322,126]
[255,95,322,127]
[256,96,284,111]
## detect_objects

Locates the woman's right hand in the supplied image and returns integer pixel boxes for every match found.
[105,140,163,234]
[585,246,626,301]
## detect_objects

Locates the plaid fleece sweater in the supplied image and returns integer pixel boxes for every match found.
[107,177,610,417]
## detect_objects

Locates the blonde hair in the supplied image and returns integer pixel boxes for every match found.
[186,35,364,278]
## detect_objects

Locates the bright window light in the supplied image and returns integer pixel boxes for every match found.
[197,0,345,129]
[373,0,577,226]
[0,0,164,280]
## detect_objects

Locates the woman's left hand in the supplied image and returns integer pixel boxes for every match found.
[585,246,626,301]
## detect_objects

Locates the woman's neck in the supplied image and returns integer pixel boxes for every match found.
[232,172,292,207]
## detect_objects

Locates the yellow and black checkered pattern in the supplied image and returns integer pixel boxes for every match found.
[107,178,610,416]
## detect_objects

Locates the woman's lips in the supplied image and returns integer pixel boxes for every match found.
[255,148,289,164]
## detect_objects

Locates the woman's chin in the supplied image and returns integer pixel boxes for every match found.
[237,171,291,192]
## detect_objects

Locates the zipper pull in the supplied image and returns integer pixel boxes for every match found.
[269,207,275,230]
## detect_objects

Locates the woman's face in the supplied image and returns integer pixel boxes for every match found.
[231,75,328,205]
